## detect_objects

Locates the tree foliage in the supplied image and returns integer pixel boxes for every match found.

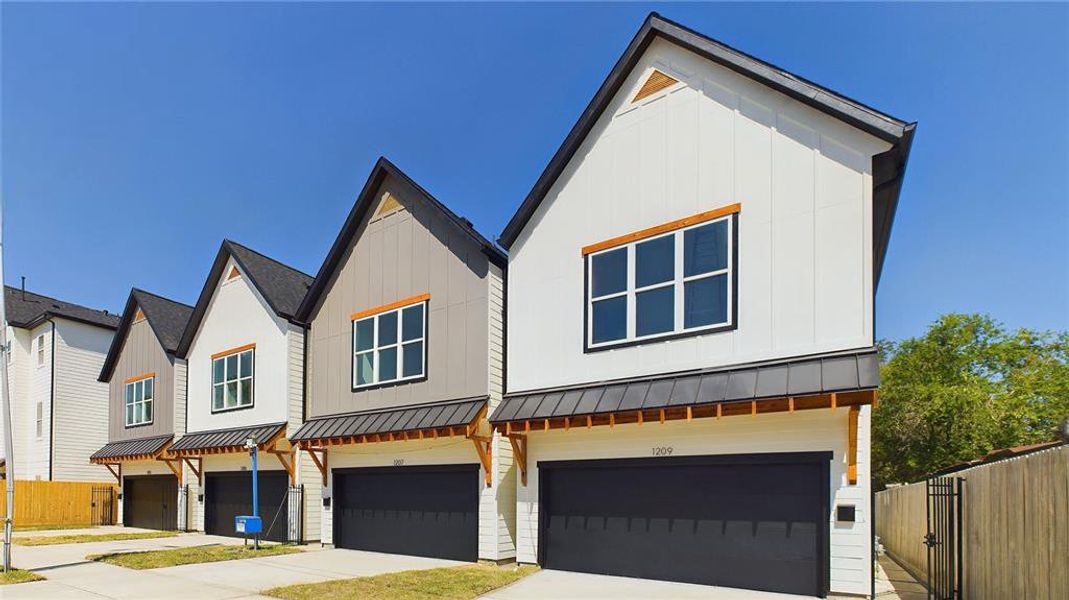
[873,313,1068,488]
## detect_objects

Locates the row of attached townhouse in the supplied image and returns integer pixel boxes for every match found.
[83,13,914,598]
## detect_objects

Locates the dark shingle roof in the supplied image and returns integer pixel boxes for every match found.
[291,397,487,445]
[4,286,119,330]
[294,157,507,323]
[497,13,915,288]
[90,434,173,462]
[98,289,194,382]
[171,422,287,455]
[175,240,313,357]
[490,348,880,423]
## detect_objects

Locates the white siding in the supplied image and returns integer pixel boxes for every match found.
[173,359,187,435]
[514,408,872,596]
[507,39,889,392]
[52,319,113,481]
[6,323,54,480]
[185,259,290,432]
[286,323,321,542]
[483,264,516,560]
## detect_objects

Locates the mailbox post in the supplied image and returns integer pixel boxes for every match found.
[235,435,263,549]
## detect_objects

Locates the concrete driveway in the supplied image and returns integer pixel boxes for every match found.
[7,529,462,599]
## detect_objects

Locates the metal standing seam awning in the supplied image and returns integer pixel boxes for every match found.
[489,348,881,486]
[169,422,292,483]
[90,434,177,484]
[289,397,493,487]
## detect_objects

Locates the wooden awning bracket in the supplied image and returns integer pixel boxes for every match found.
[847,405,859,485]
[468,434,493,487]
[104,462,122,484]
[266,440,297,485]
[507,434,528,486]
[160,457,183,484]
[303,446,328,486]
[181,457,203,483]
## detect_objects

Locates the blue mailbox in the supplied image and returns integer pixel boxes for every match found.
[235,515,262,534]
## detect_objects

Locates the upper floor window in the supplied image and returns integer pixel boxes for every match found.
[352,295,428,390]
[35,402,43,438]
[124,375,153,427]
[585,208,737,350]
[212,346,254,412]
[36,335,45,367]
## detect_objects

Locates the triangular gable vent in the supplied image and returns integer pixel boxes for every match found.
[133,308,145,322]
[227,266,241,280]
[633,69,679,102]
[376,192,402,216]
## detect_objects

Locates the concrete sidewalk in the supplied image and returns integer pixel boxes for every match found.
[6,532,461,599]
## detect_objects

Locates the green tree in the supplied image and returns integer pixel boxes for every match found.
[873,314,1068,488]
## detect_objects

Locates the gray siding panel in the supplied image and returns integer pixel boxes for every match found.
[307,173,490,417]
[108,318,175,442]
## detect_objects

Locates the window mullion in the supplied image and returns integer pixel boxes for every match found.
[675,230,685,331]
[626,244,636,340]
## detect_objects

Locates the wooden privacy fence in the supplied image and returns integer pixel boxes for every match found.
[876,445,1068,600]
[0,480,118,527]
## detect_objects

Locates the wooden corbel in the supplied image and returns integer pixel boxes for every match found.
[304,446,328,486]
[469,435,493,487]
[104,462,122,485]
[160,457,183,485]
[507,434,528,486]
[265,437,297,485]
[181,457,203,484]
[847,405,859,485]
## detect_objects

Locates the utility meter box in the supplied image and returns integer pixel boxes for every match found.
[235,515,262,534]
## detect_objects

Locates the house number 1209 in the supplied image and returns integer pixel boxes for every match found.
[651,447,674,456]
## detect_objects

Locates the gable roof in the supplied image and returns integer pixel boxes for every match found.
[498,12,916,287]
[175,240,313,357]
[5,286,119,331]
[294,156,507,322]
[98,288,194,382]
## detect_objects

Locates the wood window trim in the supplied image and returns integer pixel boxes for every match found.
[581,203,741,256]
[211,343,256,360]
[122,372,155,385]
[350,293,431,321]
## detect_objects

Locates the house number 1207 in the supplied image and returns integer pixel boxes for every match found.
[652,447,674,456]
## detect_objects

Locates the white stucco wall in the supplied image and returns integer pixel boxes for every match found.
[507,38,890,392]
[185,259,291,432]
[514,407,872,596]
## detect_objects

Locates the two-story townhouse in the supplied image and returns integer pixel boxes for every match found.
[91,289,193,530]
[0,286,119,482]
[490,14,914,598]
[288,158,514,563]
[169,240,315,543]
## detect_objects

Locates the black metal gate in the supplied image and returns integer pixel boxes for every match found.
[925,476,964,599]
[91,486,115,526]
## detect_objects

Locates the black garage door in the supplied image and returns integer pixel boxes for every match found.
[123,475,178,531]
[333,464,479,561]
[539,452,831,597]
[204,471,289,542]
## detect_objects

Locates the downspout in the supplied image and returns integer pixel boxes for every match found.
[48,319,55,481]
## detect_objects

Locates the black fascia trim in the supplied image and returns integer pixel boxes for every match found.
[100,289,193,382]
[22,312,119,332]
[581,214,739,354]
[332,463,480,477]
[294,156,507,323]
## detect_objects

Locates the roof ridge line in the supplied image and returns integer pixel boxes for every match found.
[223,239,314,280]
[132,287,195,309]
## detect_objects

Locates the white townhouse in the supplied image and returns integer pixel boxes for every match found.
[489,13,914,599]
[1,285,119,482]
[168,240,317,543]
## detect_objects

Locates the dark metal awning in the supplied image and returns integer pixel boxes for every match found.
[490,348,880,427]
[170,422,288,456]
[291,397,488,447]
[90,434,174,463]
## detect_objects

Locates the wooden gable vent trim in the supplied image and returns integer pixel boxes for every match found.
[133,308,146,323]
[376,192,402,217]
[633,69,679,102]
[227,266,241,280]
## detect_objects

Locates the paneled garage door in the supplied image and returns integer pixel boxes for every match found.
[204,471,290,542]
[333,464,479,561]
[123,475,178,531]
[539,452,831,597]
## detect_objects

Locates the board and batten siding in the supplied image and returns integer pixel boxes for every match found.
[507,38,892,392]
[108,317,175,441]
[52,319,113,481]
[306,173,490,417]
[185,260,291,432]
[515,407,873,596]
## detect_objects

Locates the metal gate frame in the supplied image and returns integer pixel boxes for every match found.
[91,486,115,526]
[925,476,964,600]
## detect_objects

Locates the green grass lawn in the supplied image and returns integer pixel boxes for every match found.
[14,524,93,532]
[15,531,180,546]
[0,568,45,585]
[265,564,539,600]
[88,543,300,569]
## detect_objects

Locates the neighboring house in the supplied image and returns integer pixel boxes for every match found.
[489,13,913,599]
[0,285,119,482]
[170,240,314,543]
[91,289,193,530]
[289,158,514,563]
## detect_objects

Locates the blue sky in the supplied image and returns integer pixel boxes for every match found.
[2,3,1066,342]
